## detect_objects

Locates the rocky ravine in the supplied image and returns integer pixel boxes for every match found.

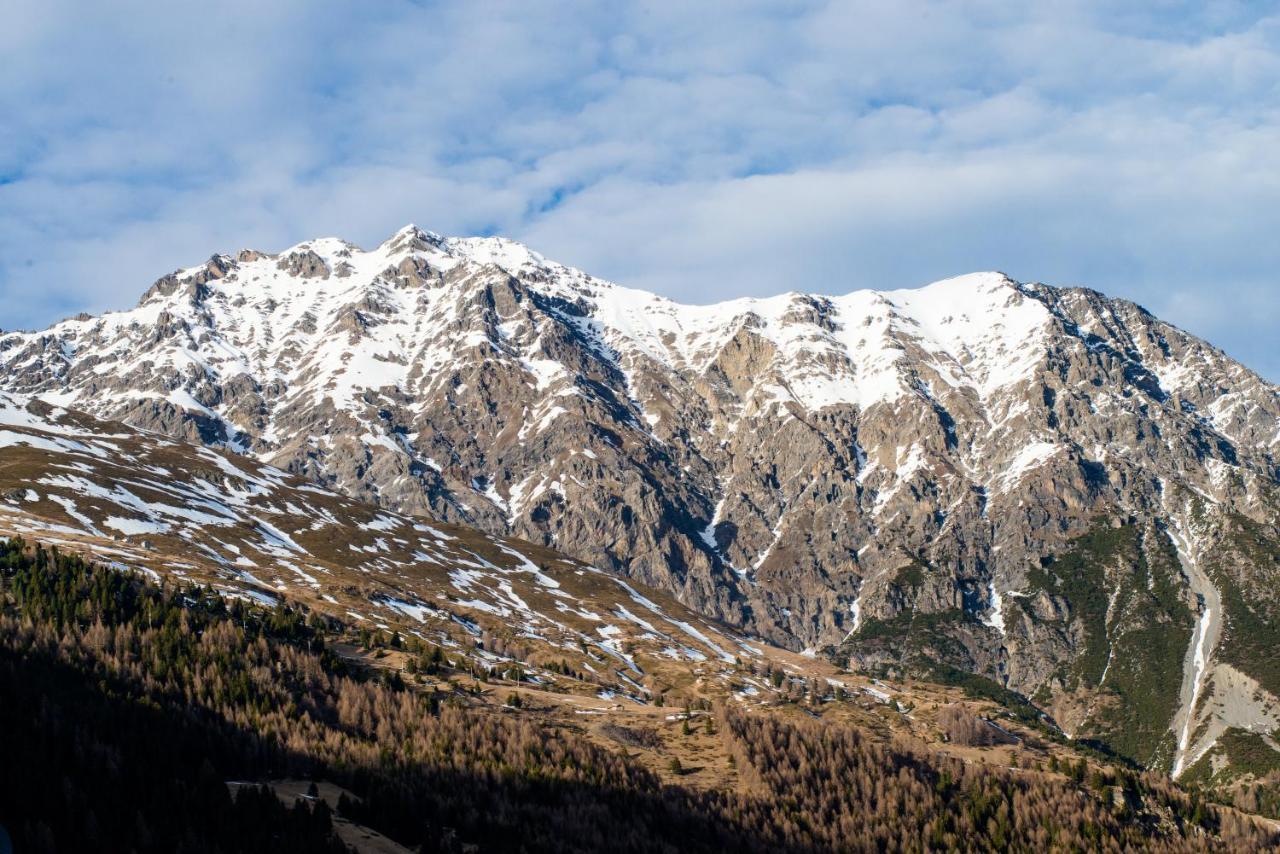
[3,225,1279,774]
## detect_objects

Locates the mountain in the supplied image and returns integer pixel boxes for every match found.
[0,389,768,704]
[2,225,1279,780]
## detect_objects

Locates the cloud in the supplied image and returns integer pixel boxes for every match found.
[1,0,1278,379]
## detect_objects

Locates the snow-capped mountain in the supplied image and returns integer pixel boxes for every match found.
[2,224,1279,777]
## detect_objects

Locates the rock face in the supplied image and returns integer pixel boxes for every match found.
[0,389,765,704]
[2,224,1279,774]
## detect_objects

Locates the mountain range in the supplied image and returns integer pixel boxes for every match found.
[2,224,1279,785]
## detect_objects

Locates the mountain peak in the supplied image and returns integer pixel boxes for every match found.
[442,235,549,274]
[916,269,1014,290]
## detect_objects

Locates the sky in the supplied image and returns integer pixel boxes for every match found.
[2,1,1278,380]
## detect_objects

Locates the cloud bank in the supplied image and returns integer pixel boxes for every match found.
[2,1,1278,378]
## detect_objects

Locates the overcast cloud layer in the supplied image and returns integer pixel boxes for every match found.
[2,1,1278,379]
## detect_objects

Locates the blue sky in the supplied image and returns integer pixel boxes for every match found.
[3,1,1278,379]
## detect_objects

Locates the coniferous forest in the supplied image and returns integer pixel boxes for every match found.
[1,538,1274,853]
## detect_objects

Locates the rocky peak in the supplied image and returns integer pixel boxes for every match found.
[379,223,445,255]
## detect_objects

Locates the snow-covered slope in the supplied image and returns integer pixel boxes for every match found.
[5,227,1275,476]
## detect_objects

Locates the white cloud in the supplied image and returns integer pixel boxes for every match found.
[1,1,1277,378]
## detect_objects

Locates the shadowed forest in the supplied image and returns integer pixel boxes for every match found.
[1,538,1274,852]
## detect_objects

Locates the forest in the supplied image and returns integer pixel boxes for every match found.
[0,537,1274,852]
